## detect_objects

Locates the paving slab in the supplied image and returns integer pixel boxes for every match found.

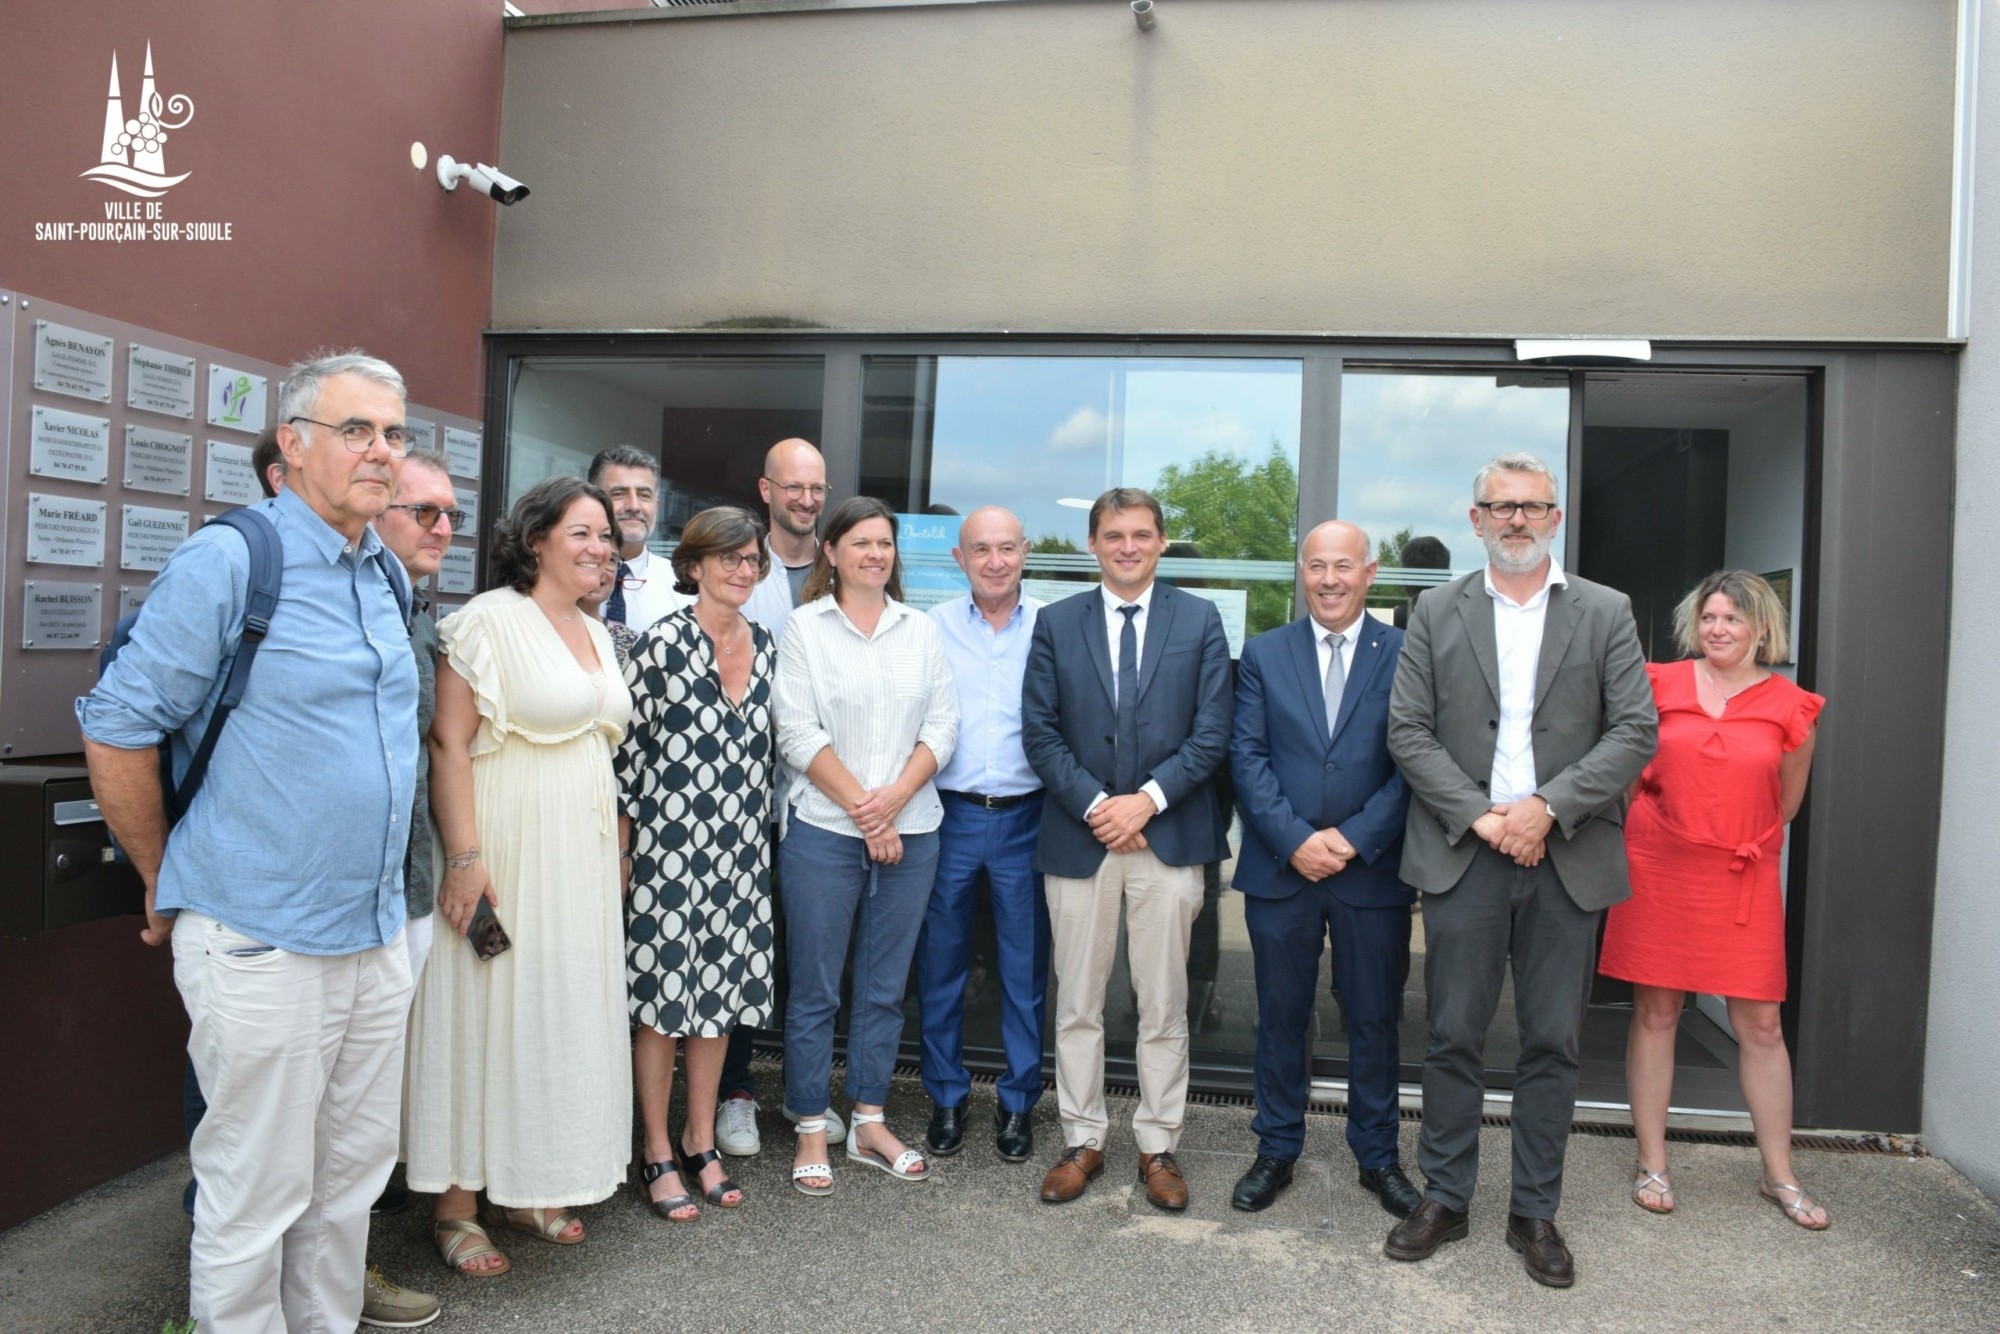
[2,1069,1995,1332]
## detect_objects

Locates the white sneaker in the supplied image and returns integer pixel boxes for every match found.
[359,1267,440,1329]
[717,1094,762,1156]
[785,1103,846,1146]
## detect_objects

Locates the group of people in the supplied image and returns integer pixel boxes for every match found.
[78,349,1827,1331]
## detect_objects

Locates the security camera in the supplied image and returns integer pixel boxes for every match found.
[435,155,531,206]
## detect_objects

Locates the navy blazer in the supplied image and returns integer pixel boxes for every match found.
[1022,582,1233,879]
[1230,615,1412,907]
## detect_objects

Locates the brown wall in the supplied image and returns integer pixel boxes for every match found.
[495,0,1957,339]
[2,0,505,414]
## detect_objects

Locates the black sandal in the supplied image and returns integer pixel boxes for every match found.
[678,1141,744,1208]
[640,1159,699,1222]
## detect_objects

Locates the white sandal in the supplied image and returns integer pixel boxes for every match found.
[791,1117,834,1197]
[846,1110,929,1182]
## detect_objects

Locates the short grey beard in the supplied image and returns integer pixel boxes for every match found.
[1483,527,1551,574]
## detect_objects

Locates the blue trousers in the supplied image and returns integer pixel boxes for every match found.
[915,795,1050,1114]
[780,819,940,1115]
[1243,885,1411,1169]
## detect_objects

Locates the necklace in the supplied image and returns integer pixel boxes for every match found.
[697,613,747,656]
[1699,664,1757,699]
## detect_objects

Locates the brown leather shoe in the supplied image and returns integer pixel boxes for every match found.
[1137,1151,1189,1212]
[1039,1144,1105,1204]
[1506,1213,1576,1288]
[1382,1197,1470,1261]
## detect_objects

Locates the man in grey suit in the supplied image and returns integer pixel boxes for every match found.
[1022,487,1232,1212]
[1383,452,1656,1288]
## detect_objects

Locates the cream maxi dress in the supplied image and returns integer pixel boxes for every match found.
[404,587,634,1208]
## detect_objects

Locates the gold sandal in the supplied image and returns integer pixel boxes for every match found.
[1760,1179,1831,1231]
[433,1217,511,1277]
[483,1203,585,1245]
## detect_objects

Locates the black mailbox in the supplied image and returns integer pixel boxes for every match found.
[0,764,144,936]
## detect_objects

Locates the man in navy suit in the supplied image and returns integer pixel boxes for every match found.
[1229,520,1420,1217]
[1023,487,1232,1211]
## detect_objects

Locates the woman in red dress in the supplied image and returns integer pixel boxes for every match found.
[1598,570,1827,1230]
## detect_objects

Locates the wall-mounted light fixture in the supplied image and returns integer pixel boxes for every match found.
[1514,338,1652,365]
[1132,1,1157,33]
[435,154,531,206]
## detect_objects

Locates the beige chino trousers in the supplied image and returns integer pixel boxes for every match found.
[1045,848,1204,1154]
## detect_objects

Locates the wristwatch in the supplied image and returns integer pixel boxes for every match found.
[1538,795,1558,825]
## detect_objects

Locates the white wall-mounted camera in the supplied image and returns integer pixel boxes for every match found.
[435,155,530,206]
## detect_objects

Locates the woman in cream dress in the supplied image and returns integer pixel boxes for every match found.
[406,476,633,1277]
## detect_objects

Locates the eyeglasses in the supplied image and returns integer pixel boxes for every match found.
[288,415,411,458]
[383,503,467,530]
[767,481,831,502]
[1475,500,1557,521]
[712,551,767,573]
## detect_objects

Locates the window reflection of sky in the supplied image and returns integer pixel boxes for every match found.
[1338,372,1570,571]
[922,358,1302,549]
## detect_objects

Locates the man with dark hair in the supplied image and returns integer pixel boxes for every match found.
[252,425,285,498]
[1022,486,1232,1211]
[587,445,688,633]
[1393,534,1451,631]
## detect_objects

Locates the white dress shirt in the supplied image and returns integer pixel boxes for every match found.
[1315,616,1360,721]
[775,595,959,839]
[1090,582,1168,814]
[744,535,810,640]
[1485,555,1568,805]
[618,547,691,634]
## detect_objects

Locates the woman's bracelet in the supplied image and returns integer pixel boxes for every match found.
[446,847,481,871]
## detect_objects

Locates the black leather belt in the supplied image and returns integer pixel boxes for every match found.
[940,789,1040,810]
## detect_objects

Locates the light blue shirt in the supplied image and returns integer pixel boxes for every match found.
[928,591,1043,798]
[77,488,417,955]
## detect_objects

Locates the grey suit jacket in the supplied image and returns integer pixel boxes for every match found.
[1387,568,1657,911]
[1022,582,1233,879]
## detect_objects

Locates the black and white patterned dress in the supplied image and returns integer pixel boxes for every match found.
[615,607,777,1037]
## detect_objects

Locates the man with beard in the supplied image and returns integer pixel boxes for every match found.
[720,436,847,1157]
[1383,452,1655,1289]
[589,446,689,633]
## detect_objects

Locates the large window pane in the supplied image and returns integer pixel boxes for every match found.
[506,356,824,548]
[862,354,1303,1080]
[1338,370,1571,612]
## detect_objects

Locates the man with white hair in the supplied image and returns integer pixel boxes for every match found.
[81,351,420,1332]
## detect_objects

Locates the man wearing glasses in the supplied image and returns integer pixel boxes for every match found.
[589,445,689,634]
[1383,452,1655,1289]
[81,352,423,1331]
[722,436,844,1158]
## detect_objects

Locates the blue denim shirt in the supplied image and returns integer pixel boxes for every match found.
[928,592,1043,798]
[76,488,418,955]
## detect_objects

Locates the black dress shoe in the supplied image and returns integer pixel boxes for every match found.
[1357,1163,1423,1218]
[1383,1198,1470,1262]
[994,1108,1034,1162]
[370,1179,410,1216]
[1231,1155,1295,1212]
[926,1102,966,1156]
[1506,1213,1576,1288]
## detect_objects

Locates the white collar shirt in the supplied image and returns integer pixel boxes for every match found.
[1315,615,1362,712]
[1099,581,1158,697]
[617,547,692,634]
[1485,554,1568,805]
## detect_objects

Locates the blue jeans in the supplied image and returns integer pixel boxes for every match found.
[780,820,940,1115]
[915,794,1049,1113]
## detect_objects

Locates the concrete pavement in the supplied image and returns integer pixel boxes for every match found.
[3,1069,1996,1332]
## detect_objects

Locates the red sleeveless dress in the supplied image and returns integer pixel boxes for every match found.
[1598,660,1824,1002]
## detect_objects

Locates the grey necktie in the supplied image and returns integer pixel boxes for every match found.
[1115,604,1141,794]
[1324,630,1345,738]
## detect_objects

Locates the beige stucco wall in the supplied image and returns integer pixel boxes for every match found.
[494,0,1955,338]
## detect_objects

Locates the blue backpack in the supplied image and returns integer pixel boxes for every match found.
[99,507,411,826]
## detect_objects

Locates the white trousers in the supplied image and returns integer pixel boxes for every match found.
[405,911,435,982]
[1045,850,1203,1154]
[172,911,413,1334]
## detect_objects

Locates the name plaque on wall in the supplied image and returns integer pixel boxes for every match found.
[121,505,190,572]
[118,584,153,617]
[32,320,115,403]
[405,416,437,453]
[204,440,259,505]
[26,493,108,566]
[127,344,198,419]
[29,406,111,484]
[124,425,195,495]
[444,427,482,480]
[437,544,477,594]
[22,581,105,651]
[207,364,268,433]
[452,483,480,532]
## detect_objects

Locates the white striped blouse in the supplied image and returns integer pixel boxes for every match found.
[775,594,959,838]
